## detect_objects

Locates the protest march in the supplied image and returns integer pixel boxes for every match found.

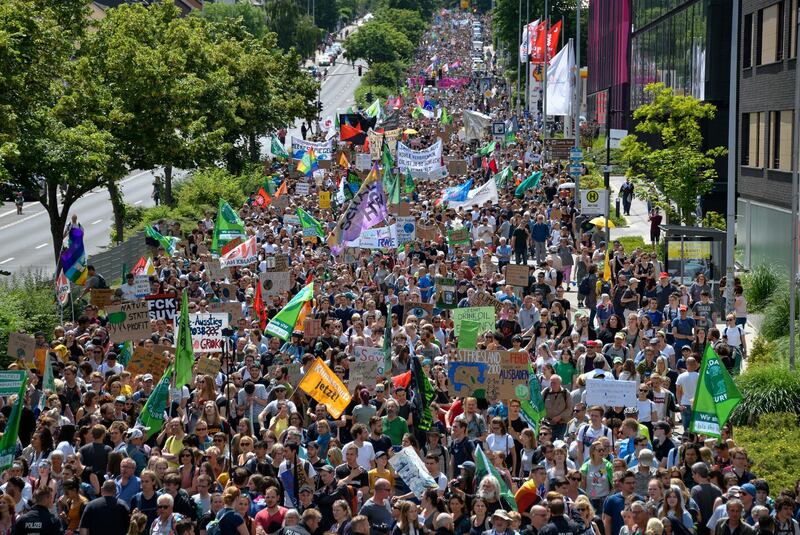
[1,7,782,535]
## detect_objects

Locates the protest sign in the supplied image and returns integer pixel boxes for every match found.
[505,264,530,287]
[133,274,150,299]
[349,346,385,390]
[416,224,438,242]
[496,351,530,400]
[389,203,411,217]
[145,294,177,321]
[272,196,288,210]
[260,271,291,299]
[207,301,243,324]
[356,153,372,170]
[404,302,434,323]
[473,291,503,313]
[346,225,397,249]
[585,379,638,407]
[105,301,151,344]
[448,350,526,400]
[435,277,457,308]
[396,139,443,178]
[127,346,171,378]
[447,228,471,246]
[290,137,333,160]
[196,356,222,377]
[319,191,331,209]
[178,313,229,353]
[296,182,310,196]
[220,236,258,269]
[452,306,495,336]
[6,333,35,362]
[287,362,303,387]
[205,260,225,281]
[0,371,28,397]
[388,446,438,499]
[447,159,468,175]
[303,319,323,339]
[297,357,351,418]
[90,289,115,309]
[264,254,289,272]
[457,320,480,349]
[395,216,416,245]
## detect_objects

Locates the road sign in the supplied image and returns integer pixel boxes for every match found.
[609,129,628,149]
[569,165,582,177]
[569,147,582,163]
[580,189,608,215]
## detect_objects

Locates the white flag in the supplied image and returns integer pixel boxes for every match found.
[518,20,540,63]
[56,270,70,306]
[545,43,574,117]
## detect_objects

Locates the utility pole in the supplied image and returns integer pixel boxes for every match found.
[790,1,799,370]
[542,0,549,139]
[574,2,581,202]
[725,0,738,317]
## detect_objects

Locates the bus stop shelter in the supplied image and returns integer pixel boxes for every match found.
[660,225,727,285]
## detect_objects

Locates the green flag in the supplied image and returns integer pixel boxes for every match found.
[477,141,496,157]
[689,345,743,438]
[457,320,480,349]
[515,170,542,198]
[118,340,133,367]
[138,364,173,439]
[503,130,517,146]
[264,177,277,196]
[440,107,452,126]
[381,141,394,170]
[266,282,314,340]
[519,359,545,434]
[493,166,513,188]
[39,353,55,413]
[365,98,382,119]
[0,373,28,472]
[175,288,195,388]
[271,136,289,159]
[404,169,415,194]
[211,199,245,254]
[145,226,179,256]
[297,207,324,238]
[474,446,517,511]
[347,169,361,187]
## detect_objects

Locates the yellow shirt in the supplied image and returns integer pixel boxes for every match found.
[164,435,184,469]
[368,467,395,491]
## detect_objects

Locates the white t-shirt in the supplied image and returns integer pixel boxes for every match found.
[676,371,699,405]
[485,433,514,456]
[343,441,376,471]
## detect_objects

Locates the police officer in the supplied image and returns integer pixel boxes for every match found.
[13,486,63,535]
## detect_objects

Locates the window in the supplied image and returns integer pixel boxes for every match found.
[743,13,753,68]
[756,3,784,65]
[744,112,765,167]
[791,0,797,58]
[769,110,793,170]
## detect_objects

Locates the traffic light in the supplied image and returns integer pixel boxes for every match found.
[366,92,373,103]
[358,65,362,76]
[316,101,323,112]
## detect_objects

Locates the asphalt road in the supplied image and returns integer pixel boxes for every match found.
[0,47,362,277]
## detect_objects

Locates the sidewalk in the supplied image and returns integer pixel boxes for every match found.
[607,174,651,241]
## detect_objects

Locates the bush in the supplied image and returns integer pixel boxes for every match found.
[736,413,800,493]
[742,264,784,312]
[730,367,800,426]
[0,272,63,368]
[759,291,798,341]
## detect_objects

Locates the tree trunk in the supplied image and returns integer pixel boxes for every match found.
[108,179,125,244]
[47,181,70,276]
[164,165,174,206]
[249,133,260,163]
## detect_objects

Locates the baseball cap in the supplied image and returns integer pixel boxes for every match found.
[115,395,127,403]
[375,384,385,392]
[142,374,154,382]
[726,485,742,498]
[299,485,314,494]
[613,357,624,364]
[653,421,671,433]
[319,465,335,473]
[126,428,144,440]
[659,272,669,278]
[458,461,476,472]
[629,277,640,284]
[741,483,756,497]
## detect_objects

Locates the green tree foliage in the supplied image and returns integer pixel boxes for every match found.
[197,1,268,37]
[344,21,414,65]
[736,413,800,493]
[264,0,322,58]
[314,0,340,32]
[620,83,727,225]
[373,8,426,43]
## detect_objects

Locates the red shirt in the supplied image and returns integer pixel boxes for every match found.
[254,506,288,534]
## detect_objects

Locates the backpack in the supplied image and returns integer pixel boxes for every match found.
[206,508,235,535]
[94,274,109,289]
[578,275,592,296]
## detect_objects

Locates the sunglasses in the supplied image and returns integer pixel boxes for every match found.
[157,505,170,509]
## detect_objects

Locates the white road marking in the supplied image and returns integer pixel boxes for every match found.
[91,219,103,225]
[35,243,48,250]
[0,258,14,265]
[0,210,45,231]
[134,200,142,205]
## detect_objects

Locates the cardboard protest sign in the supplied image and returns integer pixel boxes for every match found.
[447,159,468,175]
[452,306,495,337]
[264,254,289,272]
[389,203,411,217]
[448,350,527,400]
[435,277,457,309]
[388,446,438,499]
[272,196,288,210]
[319,191,331,209]
[145,294,177,321]
[205,260,225,282]
[396,216,416,244]
[303,319,323,339]
[297,357,351,418]
[447,228,471,246]
[349,346,385,391]
[90,289,115,309]
[7,333,35,362]
[505,264,530,287]
[218,283,237,300]
[585,379,637,407]
[196,356,222,377]
[287,362,303,386]
[472,291,503,313]
[105,301,151,344]
[126,345,171,378]
[176,313,230,353]
[416,224,438,242]
[403,302,434,323]
[260,271,291,299]
[207,301,243,324]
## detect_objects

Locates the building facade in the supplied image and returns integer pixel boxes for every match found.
[737,0,797,271]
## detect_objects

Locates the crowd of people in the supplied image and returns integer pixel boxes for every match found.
[3,8,791,535]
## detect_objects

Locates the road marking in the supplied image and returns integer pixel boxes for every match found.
[0,258,14,265]
[35,243,48,250]
[0,210,45,231]
[91,219,103,225]
[134,200,142,205]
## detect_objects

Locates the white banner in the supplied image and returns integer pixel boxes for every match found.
[388,446,438,499]
[396,216,417,244]
[545,44,574,117]
[449,178,499,209]
[397,139,443,178]
[585,379,637,407]
[178,313,230,353]
[346,224,397,249]
[290,137,334,160]
[463,110,492,141]
[220,236,258,268]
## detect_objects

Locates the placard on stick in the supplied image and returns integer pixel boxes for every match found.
[90,289,115,309]
[105,301,151,344]
[127,345,171,378]
[260,271,291,299]
[7,333,36,362]
[196,356,222,377]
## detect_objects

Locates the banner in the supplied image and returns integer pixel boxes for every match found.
[346,224,397,249]
[388,446,438,499]
[449,178,500,209]
[452,306,495,337]
[0,371,28,397]
[368,128,402,160]
[220,236,258,268]
[396,216,416,245]
[106,301,151,344]
[177,313,229,353]
[145,294,178,321]
[545,43,574,117]
[0,373,27,472]
[690,345,742,438]
[291,137,333,160]
[463,110,492,141]
[298,357,352,418]
[585,379,637,407]
[349,346,385,390]
[331,175,388,246]
[396,139,443,178]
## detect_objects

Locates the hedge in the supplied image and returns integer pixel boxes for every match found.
[736,413,800,493]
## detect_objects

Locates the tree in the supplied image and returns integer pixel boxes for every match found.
[620,83,727,225]
[343,21,414,65]
[196,1,268,38]
[0,0,113,268]
[264,0,322,58]
[314,0,340,32]
[372,8,426,44]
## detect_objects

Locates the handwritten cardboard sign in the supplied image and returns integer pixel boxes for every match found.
[448,350,528,400]
[105,301,151,344]
[90,289,115,309]
[207,301,243,325]
[303,319,323,339]
[416,224,438,242]
[7,333,35,362]
[145,294,177,321]
[505,264,530,287]
[265,254,289,272]
[260,271,292,299]
[196,356,222,377]
[472,291,503,313]
[180,313,229,353]
[348,346,385,391]
[127,345,171,379]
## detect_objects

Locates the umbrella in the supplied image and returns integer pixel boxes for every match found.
[589,216,615,228]
[558,183,576,190]
[403,128,418,134]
